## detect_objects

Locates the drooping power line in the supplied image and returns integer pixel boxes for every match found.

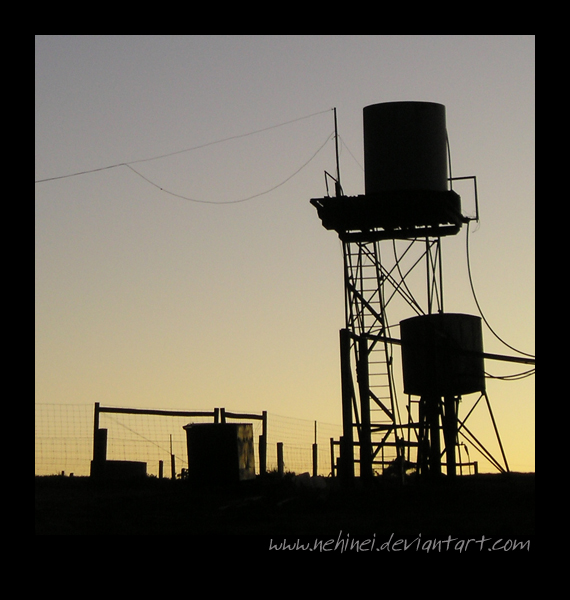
[34,108,333,184]
[466,221,535,359]
[123,130,334,204]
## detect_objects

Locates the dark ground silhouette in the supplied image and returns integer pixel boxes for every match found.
[35,471,534,539]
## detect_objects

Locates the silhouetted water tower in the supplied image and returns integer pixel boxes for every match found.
[311,102,505,480]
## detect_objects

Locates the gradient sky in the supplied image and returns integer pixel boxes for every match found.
[35,35,535,472]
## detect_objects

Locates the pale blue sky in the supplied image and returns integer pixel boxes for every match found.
[35,35,534,471]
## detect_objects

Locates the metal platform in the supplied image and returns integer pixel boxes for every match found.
[310,190,464,242]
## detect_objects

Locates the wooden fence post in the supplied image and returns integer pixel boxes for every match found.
[93,402,100,461]
[259,435,266,475]
[90,427,107,478]
[312,443,318,477]
[277,442,284,477]
[261,411,267,475]
[312,420,318,476]
[94,428,107,463]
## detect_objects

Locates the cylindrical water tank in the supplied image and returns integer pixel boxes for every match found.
[400,313,485,397]
[363,101,448,194]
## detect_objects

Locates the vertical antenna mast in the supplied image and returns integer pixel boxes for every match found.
[334,107,342,197]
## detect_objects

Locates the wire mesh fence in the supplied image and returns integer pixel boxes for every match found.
[35,404,94,477]
[35,404,343,478]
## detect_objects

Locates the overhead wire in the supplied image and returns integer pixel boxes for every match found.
[34,108,333,184]
[105,415,188,465]
[339,135,364,172]
[35,163,122,183]
[123,130,334,204]
[449,131,534,370]
[466,221,535,359]
[485,368,535,381]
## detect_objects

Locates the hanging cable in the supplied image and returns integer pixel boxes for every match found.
[466,221,535,358]
[485,368,535,381]
[35,163,123,183]
[124,130,334,204]
[35,108,333,184]
[339,135,364,172]
[446,131,453,190]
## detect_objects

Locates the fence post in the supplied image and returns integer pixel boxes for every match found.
[339,435,355,487]
[312,443,318,477]
[277,442,284,477]
[259,435,266,475]
[330,437,336,478]
[159,460,164,479]
[90,427,107,478]
[312,420,318,477]
[171,454,176,479]
[93,428,107,463]
[93,402,100,460]
[261,411,268,475]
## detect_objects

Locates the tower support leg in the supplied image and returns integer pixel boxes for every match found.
[339,329,355,483]
[358,335,373,482]
[425,394,442,478]
[442,395,458,478]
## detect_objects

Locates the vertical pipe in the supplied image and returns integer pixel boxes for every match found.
[358,335,373,481]
[418,397,428,476]
[340,329,355,481]
[442,395,457,478]
[437,238,444,314]
[427,395,441,477]
[426,238,432,315]
[342,242,351,330]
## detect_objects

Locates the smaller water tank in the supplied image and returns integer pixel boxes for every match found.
[363,101,448,194]
[400,313,485,397]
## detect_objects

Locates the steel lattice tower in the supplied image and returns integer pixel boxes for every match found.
[311,102,513,482]
[337,235,446,480]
